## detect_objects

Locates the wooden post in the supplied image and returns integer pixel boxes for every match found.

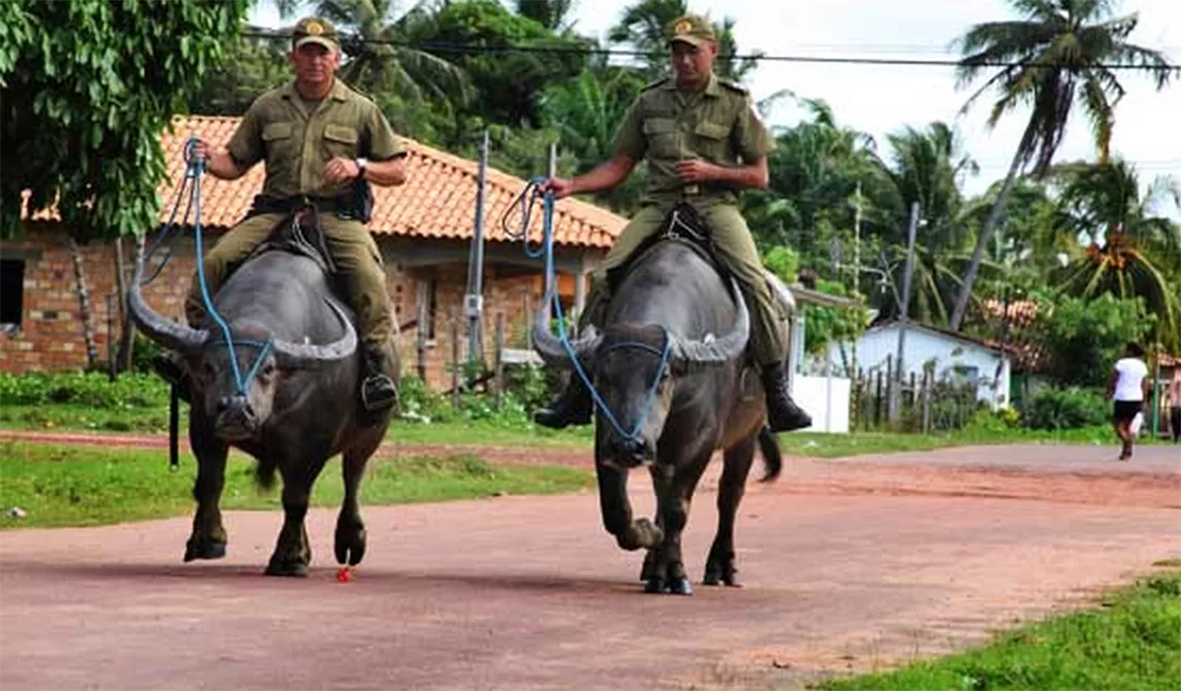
[106,293,116,382]
[908,371,917,431]
[494,313,505,411]
[450,310,461,411]
[852,368,862,431]
[874,369,884,429]
[522,291,532,349]
[416,295,428,382]
[921,368,932,434]
[885,355,895,426]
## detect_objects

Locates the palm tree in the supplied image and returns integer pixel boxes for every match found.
[608,0,758,82]
[947,0,1172,331]
[1051,159,1181,351]
[515,0,579,32]
[277,0,472,112]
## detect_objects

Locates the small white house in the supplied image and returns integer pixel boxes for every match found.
[829,321,1013,410]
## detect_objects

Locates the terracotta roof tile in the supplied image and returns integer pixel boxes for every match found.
[25,114,626,250]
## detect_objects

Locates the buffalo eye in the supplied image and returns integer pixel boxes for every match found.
[261,362,276,378]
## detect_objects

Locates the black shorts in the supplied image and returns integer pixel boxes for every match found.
[1113,400,1142,423]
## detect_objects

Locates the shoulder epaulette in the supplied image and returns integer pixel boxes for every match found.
[719,79,749,94]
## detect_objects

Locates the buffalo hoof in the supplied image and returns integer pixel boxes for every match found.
[644,577,693,595]
[334,527,367,567]
[264,559,309,578]
[703,563,742,587]
[183,537,226,562]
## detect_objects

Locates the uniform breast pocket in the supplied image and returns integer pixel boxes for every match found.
[323,124,359,160]
[693,121,730,161]
[643,118,678,159]
[262,122,295,175]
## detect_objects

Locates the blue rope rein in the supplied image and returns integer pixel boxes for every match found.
[503,179,670,442]
[141,136,272,396]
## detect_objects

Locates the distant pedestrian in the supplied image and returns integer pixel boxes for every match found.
[1167,366,1181,444]
[1107,342,1150,460]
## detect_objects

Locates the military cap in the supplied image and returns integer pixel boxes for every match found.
[667,14,717,47]
[292,16,339,51]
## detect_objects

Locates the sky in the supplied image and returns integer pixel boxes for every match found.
[250,0,1181,210]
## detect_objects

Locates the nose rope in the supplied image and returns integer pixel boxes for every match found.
[504,180,671,442]
[182,136,272,395]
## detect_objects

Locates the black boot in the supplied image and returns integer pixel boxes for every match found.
[151,350,192,404]
[361,347,399,413]
[533,373,593,429]
[761,362,812,433]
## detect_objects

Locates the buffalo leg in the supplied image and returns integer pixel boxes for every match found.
[184,410,229,562]
[265,458,325,577]
[646,450,709,596]
[596,460,662,552]
[335,441,378,567]
[704,434,757,587]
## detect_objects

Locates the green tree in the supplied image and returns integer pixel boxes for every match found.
[947,0,1173,331]
[1,0,251,240]
[187,28,291,115]
[278,0,472,131]
[608,0,760,82]
[514,0,578,32]
[1051,159,1181,352]
[1032,292,1153,387]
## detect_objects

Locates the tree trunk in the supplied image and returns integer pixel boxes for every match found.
[948,147,1024,331]
[113,235,137,372]
[68,235,100,368]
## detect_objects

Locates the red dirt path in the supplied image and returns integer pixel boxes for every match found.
[1,434,1178,690]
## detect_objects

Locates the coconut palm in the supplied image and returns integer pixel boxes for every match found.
[1051,159,1181,351]
[946,0,1173,331]
[608,0,759,82]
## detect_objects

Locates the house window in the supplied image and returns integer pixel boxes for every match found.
[0,259,24,331]
[951,365,979,385]
[417,278,439,343]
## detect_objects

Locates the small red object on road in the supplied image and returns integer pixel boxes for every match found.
[336,567,353,583]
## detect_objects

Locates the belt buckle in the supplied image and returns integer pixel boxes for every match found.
[683,184,701,196]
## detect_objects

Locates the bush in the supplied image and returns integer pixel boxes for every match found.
[1022,387,1109,430]
[0,371,170,409]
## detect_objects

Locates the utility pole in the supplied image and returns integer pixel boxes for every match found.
[850,182,862,381]
[891,201,920,424]
[465,129,489,367]
[542,143,558,327]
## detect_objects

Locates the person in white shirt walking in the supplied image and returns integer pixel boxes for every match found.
[1107,342,1150,460]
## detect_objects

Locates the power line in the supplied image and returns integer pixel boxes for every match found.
[241,31,1181,72]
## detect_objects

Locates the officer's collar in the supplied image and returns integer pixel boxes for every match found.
[666,72,721,98]
[282,78,349,102]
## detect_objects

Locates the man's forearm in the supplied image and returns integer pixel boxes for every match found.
[365,157,406,187]
[709,163,768,190]
[571,156,635,195]
[205,151,244,181]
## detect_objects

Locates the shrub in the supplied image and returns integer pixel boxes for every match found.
[0,371,170,409]
[1022,386,1109,430]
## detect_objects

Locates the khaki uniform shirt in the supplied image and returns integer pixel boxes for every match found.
[611,73,771,205]
[228,79,403,200]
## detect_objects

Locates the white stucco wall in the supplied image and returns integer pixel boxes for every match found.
[829,324,1012,409]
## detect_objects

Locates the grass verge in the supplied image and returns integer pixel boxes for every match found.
[817,569,1181,691]
[0,440,593,530]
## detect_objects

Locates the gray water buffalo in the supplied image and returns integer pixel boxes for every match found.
[127,211,394,576]
[533,222,784,595]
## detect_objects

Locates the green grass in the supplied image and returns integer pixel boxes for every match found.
[817,569,1181,691]
[0,440,593,530]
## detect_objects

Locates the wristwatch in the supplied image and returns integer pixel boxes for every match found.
[355,158,368,180]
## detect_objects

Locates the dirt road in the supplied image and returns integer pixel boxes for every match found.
[1,442,1178,690]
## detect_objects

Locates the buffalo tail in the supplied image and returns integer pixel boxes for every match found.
[757,426,783,483]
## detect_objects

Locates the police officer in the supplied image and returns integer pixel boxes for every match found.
[533,14,811,433]
[170,16,404,411]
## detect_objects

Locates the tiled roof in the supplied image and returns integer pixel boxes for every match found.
[25,114,626,250]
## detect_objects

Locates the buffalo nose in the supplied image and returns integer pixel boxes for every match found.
[216,395,253,417]
[618,436,649,462]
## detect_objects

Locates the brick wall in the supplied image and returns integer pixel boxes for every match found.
[1,227,553,391]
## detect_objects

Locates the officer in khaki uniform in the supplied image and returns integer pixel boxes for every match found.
[165,17,406,412]
[533,14,811,433]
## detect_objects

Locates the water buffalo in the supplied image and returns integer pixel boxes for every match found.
[127,209,394,576]
[532,210,786,595]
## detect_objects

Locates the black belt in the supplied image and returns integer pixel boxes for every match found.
[248,194,351,217]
